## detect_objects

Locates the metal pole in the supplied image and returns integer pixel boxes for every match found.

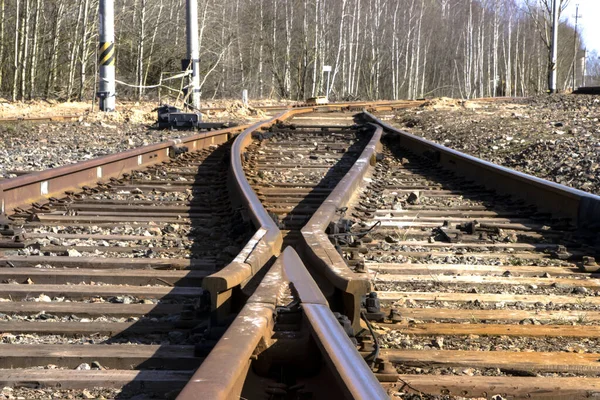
[549,0,559,93]
[186,0,201,110]
[326,71,331,102]
[98,0,116,112]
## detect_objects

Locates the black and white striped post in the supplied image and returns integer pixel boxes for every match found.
[98,0,116,111]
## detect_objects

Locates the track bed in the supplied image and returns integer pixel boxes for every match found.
[0,143,250,399]
[2,103,599,399]
[244,113,370,246]
[342,133,600,398]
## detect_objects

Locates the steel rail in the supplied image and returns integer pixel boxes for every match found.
[198,99,425,113]
[179,247,387,400]
[181,109,393,399]
[177,250,286,399]
[0,114,83,123]
[200,104,395,320]
[0,100,421,216]
[362,111,600,229]
[0,125,249,215]
[201,108,312,320]
[0,102,424,398]
[281,248,387,400]
[301,123,383,332]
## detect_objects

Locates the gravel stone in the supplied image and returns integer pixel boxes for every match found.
[388,95,600,195]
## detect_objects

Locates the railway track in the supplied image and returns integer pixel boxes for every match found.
[244,119,371,245]
[0,102,387,398]
[344,127,600,397]
[185,107,600,399]
[1,99,598,399]
[0,100,422,126]
[0,141,253,398]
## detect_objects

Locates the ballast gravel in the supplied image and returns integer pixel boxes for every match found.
[388,94,600,195]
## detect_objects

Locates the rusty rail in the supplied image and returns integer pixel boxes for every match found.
[0,125,249,215]
[178,247,387,400]
[182,109,391,399]
[198,99,426,113]
[177,251,285,399]
[0,114,83,123]
[0,102,425,399]
[201,108,312,320]
[301,123,383,332]
[362,111,600,229]
[200,104,397,320]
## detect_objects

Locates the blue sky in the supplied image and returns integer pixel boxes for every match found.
[563,1,600,54]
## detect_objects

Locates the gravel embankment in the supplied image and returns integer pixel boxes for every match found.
[388,94,600,195]
[0,100,264,180]
[0,121,181,179]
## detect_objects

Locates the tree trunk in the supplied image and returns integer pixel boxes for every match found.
[11,0,20,101]
[492,0,499,96]
[67,2,84,101]
[259,0,264,98]
[29,0,41,99]
[236,0,245,88]
[329,0,347,99]
[284,0,292,98]
[20,0,30,100]
[413,0,424,99]
[78,0,91,101]
[270,0,277,96]
[144,0,164,87]
[0,0,5,90]
[137,0,146,100]
[46,1,64,98]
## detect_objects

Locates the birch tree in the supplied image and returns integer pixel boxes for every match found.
[0,0,586,102]
[0,0,5,90]
[11,0,20,101]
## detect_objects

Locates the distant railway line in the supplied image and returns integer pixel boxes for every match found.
[0,99,598,399]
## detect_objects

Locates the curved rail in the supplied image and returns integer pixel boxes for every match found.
[201,108,312,320]
[201,105,391,320]
[0,102,424,399]
[0,101,423,216]
[181,109,391,399]
[178,247,387,400]
[178,250,286,399]
[362,111,600,229]
[301,123,383,332]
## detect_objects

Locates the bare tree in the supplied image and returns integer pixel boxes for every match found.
[20,0,30,99]
[46,0,65,97]
[0,0,587,102]
[11,0,20,101]
[0,0,5,90]
[28,0,41,99]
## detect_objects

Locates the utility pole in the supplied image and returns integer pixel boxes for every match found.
[97,0,116,111]
[572,4,581,90]
[549,0,559,93]
[185,0,201,110]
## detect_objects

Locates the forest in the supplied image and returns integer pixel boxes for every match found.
[0,0,596,103]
